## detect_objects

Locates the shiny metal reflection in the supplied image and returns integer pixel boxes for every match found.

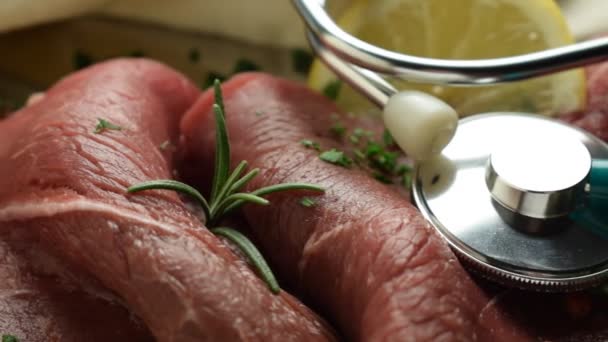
[413,113,608,291]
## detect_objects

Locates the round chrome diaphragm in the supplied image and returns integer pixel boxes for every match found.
[412,113,608,291]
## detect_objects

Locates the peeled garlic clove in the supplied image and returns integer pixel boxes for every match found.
[383,91,458,161]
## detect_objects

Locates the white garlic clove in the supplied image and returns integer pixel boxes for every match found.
[383,91,459,161]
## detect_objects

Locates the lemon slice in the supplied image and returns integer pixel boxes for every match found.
[308,0,585,117]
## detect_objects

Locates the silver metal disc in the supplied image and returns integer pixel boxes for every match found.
[413,113,608,291]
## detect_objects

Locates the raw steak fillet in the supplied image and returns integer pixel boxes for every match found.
[0,231,153,341]
[0,60,336,341]
[180,73,529,341]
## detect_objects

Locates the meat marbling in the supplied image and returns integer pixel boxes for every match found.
[0,60,336,341]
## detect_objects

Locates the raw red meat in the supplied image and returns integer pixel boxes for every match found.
[562,63,608,140]
[180,73,530,341]
[0,230,153,341]
[0,60,336,341]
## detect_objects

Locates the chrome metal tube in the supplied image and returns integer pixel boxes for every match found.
[294,0,608,86]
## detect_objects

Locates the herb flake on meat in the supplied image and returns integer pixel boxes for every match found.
[128,79,325,294]
[299,197,316,207]
[2,335,18,342]
[300,139,321,151]
[319,149,352,167]
[94,118,122,134]
[330,122,346,139]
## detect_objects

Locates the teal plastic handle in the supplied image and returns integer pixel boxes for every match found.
[570,160,608,236]
[589,159,608,203]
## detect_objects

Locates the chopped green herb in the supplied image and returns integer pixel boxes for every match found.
[322,80,342,101]
[353,149,365,161]
[300,139,320,151]
[397,164,412,176]
[299,197,316,207]
[128,79,325,294]
[2,335,18,342]
[159,140,172,151]
[373,172,393,184]
[189,48,200,63]
[129,50,145,58]
[94,118,122,134]
[73,50,93,70]
[371,151,398,173]
[330,122,346,138]
[233,59,261,73]
[255,110,264,117]
[365,142,383,158]
[319,149,352,167]
[203,72,226,89]
[402,173,413,189]
[291,48,313,75]
[383,129,395,147]
[349,134,360,144]
[352,128,365,137]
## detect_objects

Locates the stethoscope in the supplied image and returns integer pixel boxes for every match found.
[294,0,608,291]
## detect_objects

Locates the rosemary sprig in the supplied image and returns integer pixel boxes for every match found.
[211,227,279,293]
[128,79,324,294]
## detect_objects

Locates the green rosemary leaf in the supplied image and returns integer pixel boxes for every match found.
[212,160,248,212]
[212,193,269,222]
[299,197,316,207]
[224,183,325,214]
[210,80,231,203]
[93,118,122,134]
[251,183,325,197]
[211,227,279,294]
[319,149,352,167]
[127,180,210,220]
[229,168,260,193]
